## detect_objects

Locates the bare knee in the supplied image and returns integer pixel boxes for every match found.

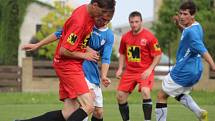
[116,91,129,104]
[78,92,95,114]
[141,87,151,99]
[156,90,169,103]
[93,107,103,119]
[62,98,80,120]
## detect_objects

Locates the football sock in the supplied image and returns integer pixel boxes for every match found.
[67,108,88,121]
[91,116,103,121]
[118,102,130,121]
[155,103,167,121]
[175,94,202,117]
[17,110,65,121]
[142,99,152,121]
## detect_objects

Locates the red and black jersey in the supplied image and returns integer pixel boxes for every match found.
[54,5,95,65]
[119,28,162,73]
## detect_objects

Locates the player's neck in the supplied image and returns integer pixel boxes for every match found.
[132,27,143,35]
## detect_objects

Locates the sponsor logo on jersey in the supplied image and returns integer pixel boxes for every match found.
[82,33,91,48]
[127,46,141,62]
[67,33,77,45]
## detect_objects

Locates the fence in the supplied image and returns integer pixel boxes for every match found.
[0,66,22,92]
[1,58,215,92]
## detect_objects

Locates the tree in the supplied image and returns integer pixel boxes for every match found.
[153,0,215,60]
[34,2,73,60]
[0,0,32,65]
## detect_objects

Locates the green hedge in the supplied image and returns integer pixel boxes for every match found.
[0,0,33,65]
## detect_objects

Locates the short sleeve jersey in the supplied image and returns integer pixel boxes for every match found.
[54,5,94,64]
[170,22,207,87]
[119,28,162,73]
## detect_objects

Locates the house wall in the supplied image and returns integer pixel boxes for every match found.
[18,3,53,66]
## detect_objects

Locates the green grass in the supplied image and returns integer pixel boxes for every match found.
[0,90,215,121]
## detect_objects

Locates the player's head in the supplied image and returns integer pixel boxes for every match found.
[89,0,116,19]
[179,1,196,27]
[129,11,142,34]
[95,11,114,28]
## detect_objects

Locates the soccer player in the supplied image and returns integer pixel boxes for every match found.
[155,1,215,121]
[21,12,114,121]
[16,0,116,121]
[115,11,162,121]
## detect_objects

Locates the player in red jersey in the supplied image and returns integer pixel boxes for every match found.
[116,11,162,121]
[16,1,115,121]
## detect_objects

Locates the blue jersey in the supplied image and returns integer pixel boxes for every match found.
[170,22,207,87]
[55,26,114,85]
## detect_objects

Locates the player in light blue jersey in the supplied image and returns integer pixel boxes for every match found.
[21,12,114,121]
[155,1,215,121]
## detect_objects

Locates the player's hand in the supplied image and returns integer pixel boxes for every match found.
[84,51,100,62]
[102,77,111,87]
[21,43,39,51]
[172,12,180,25]
[116,68,122,79]
[141,68,152,80]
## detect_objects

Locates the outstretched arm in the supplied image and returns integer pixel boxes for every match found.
[22,33,58,51]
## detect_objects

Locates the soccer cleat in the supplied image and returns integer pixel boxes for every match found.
[199,110,208,121]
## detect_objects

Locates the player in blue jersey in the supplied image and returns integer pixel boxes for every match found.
[21,12,114,121]
[155,1,215,121]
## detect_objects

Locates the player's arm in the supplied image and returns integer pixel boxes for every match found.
[202,52,215,71]
[116,54,125,79]
[60,47,99,62]
[22,29,62,51]
[100,31,114,87]
[142,34,162,80]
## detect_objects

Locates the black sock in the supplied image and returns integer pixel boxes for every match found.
[118,102,129,121]
[142,99,152,120]
[91,116,103,121]
[18,110,65,121]
[156,103,167,108]
[67,108,88,121]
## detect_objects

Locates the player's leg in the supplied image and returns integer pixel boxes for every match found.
[139,73,154,121]
[14,110,66,121]
[66,92,94,121]
[91,85,104,121]
[141,87,152,121]
[175,94,208,121]
[117,73,136,121]
[155,89,169,121]
[117,91,130,121]
[56,67,94,121]
[91,107,103,121]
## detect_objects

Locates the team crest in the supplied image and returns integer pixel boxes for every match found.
[140,39,147,46]
[101,39,106,46]
[127,46,141,62]
[67,33,77,45]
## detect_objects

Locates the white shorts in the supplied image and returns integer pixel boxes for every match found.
[162,74,192,97]
[85,78,103,107]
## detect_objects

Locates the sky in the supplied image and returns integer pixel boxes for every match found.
[39,0,154,28]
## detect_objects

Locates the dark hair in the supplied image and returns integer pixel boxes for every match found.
[180,1,196,15]
[91,0,116,10]
[129,11,142,21]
